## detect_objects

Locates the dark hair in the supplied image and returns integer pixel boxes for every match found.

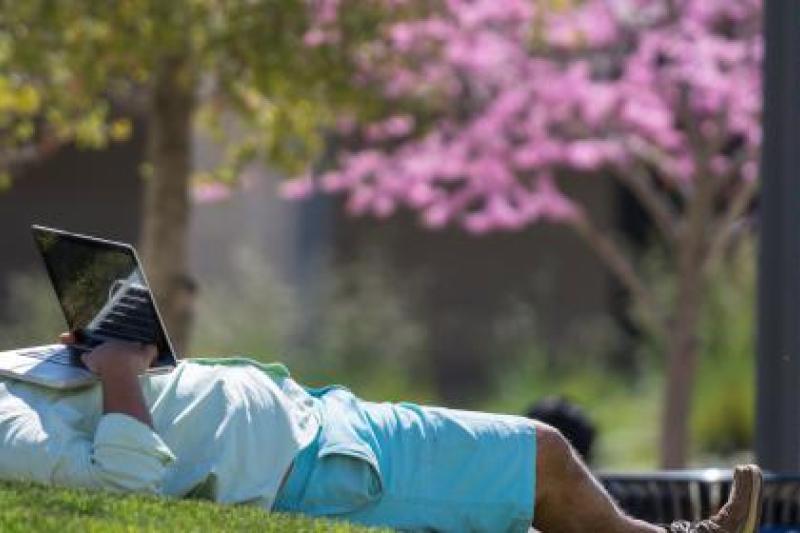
[526,396,597,463]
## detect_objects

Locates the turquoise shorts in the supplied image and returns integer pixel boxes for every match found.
[274,387,537,532]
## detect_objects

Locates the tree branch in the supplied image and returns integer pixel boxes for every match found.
[614,164,679,244]
[569,213,666,336]
[703,177,759,274]
[676,84,731,277]
[624,135,689,196]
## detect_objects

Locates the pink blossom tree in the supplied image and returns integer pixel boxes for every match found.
[288,0,762,467]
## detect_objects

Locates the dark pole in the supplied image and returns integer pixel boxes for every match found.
[756,0,800,472]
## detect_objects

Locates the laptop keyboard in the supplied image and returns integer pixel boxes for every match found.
[91,285,158,344]
[16,346,77,366]
[13,287,158,369]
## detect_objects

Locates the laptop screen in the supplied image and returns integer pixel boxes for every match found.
[32,226,176,367]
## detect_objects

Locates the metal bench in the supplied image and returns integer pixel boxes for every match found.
[599,470,800,531]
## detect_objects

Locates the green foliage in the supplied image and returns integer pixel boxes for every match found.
[0,275,66,349]
[631,236,756,460]
[0,0,393,179]
[478,237,757,469]
[189,247,436,403]
[691,239,755,458]
[0,480,386,532]
[302,250,430,396]
[189,247,298,360]
[482,343,663,469]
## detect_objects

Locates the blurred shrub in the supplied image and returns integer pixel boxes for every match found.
[691,238,755,458]
[470,270,662,468]
[481,236,756,469]
[0,274,66,349]
[483,336,662,469]
[303,250,433,401]
[190,247,298,360]
[628,234,756,462]
[190,247,435,403]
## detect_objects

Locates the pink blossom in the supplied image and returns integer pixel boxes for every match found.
[346,187,374,216]
[279,176,315,200]
[320,171,347,192]
[580,86,618,127]
[373,195,396,218]
[295,0,761,237]
[535,176,580,222]
[303,29,328,47]
[422,204,450,229]
[193,182,233,204]
[545,0,618,48]
[407,182,436,207]
[464,212,493,235]
[365,115,415,141]
[389,23,416,52]
[567,142,606,171]
[710,155,731,176]
[741,161,758,182]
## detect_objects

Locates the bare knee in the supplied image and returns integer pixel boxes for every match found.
[535,422,585,503]
[536,421,577,471]
[533,422,651,533]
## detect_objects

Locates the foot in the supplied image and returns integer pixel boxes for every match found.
[666,465,763,533]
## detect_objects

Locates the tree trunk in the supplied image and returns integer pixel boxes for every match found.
[571,207,711,468]
[660,158,714,467]
[660,264,702,468]
[140,54,196,355]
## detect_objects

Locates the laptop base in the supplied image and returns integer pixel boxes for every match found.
[0,345,97,389]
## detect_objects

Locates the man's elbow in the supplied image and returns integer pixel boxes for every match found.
[88,446,173,495]
[89,459,167,495]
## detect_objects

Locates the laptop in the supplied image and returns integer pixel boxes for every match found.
[0,225,178,389]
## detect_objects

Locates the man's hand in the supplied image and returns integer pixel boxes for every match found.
[59,332,156,428]
[59,332,157,377]
[82,341,157,378]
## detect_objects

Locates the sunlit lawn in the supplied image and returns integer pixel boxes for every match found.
[0,481,386,533]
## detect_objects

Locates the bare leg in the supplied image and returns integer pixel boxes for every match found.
[532,422,662,533]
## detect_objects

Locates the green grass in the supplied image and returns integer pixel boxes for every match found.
[0,481,387,532]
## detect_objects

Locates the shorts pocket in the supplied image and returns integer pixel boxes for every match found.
[297,387,385,516]
[300,451,382,515]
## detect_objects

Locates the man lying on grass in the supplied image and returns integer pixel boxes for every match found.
[0,336,762,533]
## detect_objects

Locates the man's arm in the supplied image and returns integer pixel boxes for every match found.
[51,333,173,494]
[61,332,156,428]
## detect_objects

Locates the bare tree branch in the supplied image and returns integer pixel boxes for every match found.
[569,213,666,337]
[712,148,756,196]
[624,135,689,196]
[614,164,679,244]
[703,177,759,273]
